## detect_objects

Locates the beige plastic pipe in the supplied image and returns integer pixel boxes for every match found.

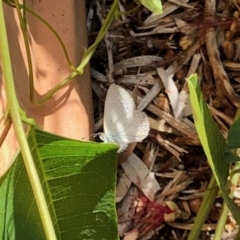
[0,0,93,176]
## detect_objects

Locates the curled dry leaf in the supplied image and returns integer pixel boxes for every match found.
[121,153,161,201]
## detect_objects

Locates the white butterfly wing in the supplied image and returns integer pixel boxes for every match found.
[115,110,150,152]
[103,84,135,141]
[102,84,150,152]
[117,110,150,142]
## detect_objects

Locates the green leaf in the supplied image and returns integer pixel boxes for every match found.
[139,0,162,14]
[224,118,240,162]
[0,128,119,240]
[187,73,240,224]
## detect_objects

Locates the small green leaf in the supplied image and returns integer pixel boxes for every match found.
[0,128,119,240]
[187,73,240,224]
[139,0,162,14]
[224,118,240,162]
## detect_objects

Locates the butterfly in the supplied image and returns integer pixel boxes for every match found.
[99,84,150,153]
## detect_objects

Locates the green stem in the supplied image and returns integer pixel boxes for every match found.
[4,0,119,104]
[213,163,240,239]
[3,1,73,68]
[24,7,73,68]
[214,110,240,239]
[4,1,76,104]
[0,2,56,240]
[37,0,120,104]
[14,0,35,103]
[187,176,218,240]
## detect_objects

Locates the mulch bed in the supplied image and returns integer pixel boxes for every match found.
[88,0,240,239]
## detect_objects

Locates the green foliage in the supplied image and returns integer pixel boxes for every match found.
[187,74,240,225]
[224,118,240,162]
[2,0,119,104]
[0,1,122,238]
[139,0,162,14]
[0,128,119,240]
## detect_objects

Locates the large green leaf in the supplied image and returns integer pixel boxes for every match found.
[187,74,240,224]
[0,128,119,240]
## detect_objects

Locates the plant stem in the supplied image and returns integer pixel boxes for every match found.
[37,0,120,104]
[0,2,57,239]
[187,176,218,240]
[14,0,35,103]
